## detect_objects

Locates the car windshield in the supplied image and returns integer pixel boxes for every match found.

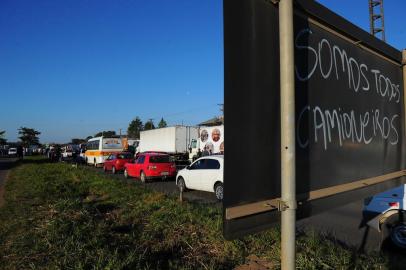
[118,153,133,159]
[149,155,170,163]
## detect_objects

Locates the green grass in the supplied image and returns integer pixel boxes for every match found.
[0,157,404,269]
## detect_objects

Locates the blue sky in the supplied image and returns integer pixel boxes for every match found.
[1,0,405,143]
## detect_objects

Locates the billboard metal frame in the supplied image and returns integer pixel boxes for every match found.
[223,0,405,240]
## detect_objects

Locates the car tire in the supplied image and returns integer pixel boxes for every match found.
[140,171,146,183]
[112,166,116,174]
[383,214,406,249]
[124,169,129,179]
[177,177,186,191]
[214,183,223,201]
[103,165,107,172]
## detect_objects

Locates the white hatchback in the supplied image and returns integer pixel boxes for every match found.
[176,155,223,200]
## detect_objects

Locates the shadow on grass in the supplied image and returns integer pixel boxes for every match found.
[19,156,51,165]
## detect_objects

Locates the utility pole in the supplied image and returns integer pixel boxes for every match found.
[369,0,385,41]
[217,103,224,113]
[279,0,296,269]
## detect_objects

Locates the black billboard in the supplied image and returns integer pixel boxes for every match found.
[224,0,405,239]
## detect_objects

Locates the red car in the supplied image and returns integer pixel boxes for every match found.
[124,152,176,182]
[103,152,134,174]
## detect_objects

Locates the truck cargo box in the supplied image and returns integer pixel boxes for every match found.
[139,126,198,154]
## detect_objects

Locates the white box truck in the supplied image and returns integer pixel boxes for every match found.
[139,126,199,164]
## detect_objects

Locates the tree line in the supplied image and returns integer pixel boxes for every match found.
[126,117,167,139]
[70,116,168,144]
[0,117,168,147]
[0,127,42,147]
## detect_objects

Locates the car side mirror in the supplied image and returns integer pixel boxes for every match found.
[186,165,190,170]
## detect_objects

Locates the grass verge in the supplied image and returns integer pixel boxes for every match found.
[0,157,404,269]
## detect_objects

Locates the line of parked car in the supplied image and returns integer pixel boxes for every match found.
[100,150,224,200]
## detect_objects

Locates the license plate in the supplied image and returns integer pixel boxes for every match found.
[161,172,169,176]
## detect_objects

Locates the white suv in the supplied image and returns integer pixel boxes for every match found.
[176,155,223,200]
[363,184,406,249]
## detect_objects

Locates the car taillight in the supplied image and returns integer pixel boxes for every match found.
[148,165,157,170]
[388,202,399,207]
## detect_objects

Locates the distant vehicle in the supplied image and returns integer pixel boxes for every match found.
[121,137,139,153]
[85,137,123,167]
[124,152,176,182]
[103,152,134,174]
[139,126,199,164]
[61,144,80,162]
[176,155,223,200]
[363,184,406,249]
[8,148,17,157]
[48,145,62,162]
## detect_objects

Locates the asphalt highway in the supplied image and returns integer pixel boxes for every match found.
[297,200,383,252]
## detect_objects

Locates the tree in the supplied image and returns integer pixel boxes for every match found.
[158,117,167,128]
[127,117,143,139]
[0,130,6,145]
[18,127,41,147]
[94,130,116,137]
[144,120,155,131]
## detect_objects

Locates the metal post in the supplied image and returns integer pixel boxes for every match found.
[279,0,296,269]
[403,50,406,130]
[179,185,184,202]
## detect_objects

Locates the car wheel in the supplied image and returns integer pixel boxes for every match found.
[390,223,406,249]
[124,169,129,178]
[382,214,406,249]
[177,177,186,191]
[112,166,116,174]
[214,183,223,201]
[140,171,146,183]
[103,165,107,172]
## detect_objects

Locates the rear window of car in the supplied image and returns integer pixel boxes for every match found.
[206,159,220,169]
[118,153,133,159]
[149,155,171,163]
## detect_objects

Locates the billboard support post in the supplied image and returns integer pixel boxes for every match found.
[279,0,296,269]
[403,50,406,129]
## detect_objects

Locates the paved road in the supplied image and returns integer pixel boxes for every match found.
[298,200,382,252]
[88,165,220,205]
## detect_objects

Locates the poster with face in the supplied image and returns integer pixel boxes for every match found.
[205,142,214,153]
[200,129,209,142]
[212,128,221,142]
[199,126,224,154]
